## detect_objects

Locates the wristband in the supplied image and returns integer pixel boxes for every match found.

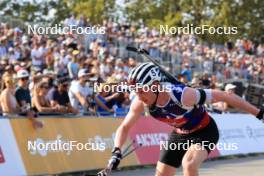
[256,109,264,120]
[111,147,121,154]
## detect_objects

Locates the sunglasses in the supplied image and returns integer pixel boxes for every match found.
[21,77,29,81]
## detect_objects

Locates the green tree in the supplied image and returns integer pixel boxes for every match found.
[0,0,70,26]
[125,0,182,27]
[210,0,264,42]
[68,0,116,24]
[0,0,116,25]
[124,0,264,43]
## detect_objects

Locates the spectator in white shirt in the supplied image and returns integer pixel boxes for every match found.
[31,42,45,67]
[69,69,93,111]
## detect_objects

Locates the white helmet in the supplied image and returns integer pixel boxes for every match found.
[128,62,161,86]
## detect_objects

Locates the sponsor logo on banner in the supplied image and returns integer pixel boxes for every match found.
[212,113,264,155]
[135,133,168,147]
[219,128,246,143]
[0,146,5,163]
[129,117,173,164]
[245,126,264,141]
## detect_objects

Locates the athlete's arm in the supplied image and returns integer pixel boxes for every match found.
[114,96,144,149]
[181,87,198,107]
[210,89,259,116]
[182,87,260,117]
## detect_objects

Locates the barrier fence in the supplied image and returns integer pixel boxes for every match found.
[1,114,264,175]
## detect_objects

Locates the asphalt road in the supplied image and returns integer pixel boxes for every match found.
[111,155,264,176]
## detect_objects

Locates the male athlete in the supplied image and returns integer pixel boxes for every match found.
[104,62,264,176]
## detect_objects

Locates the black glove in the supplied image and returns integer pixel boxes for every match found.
[96,171,107,176]
[256,109,264,121]
[108,147,122,170]
[97,170,107,176]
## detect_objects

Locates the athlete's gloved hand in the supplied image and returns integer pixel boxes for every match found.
[108,147,122,170]
[97,170,107,176]
[256,109,264,121]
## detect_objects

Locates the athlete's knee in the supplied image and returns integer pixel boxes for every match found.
[155,168,175,176]
[182,158,198,173]
[155,161,176,176]
[155,168,165,176]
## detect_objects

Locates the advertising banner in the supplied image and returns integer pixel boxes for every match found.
[10,117,138,175]
[0,119,26,176]
[6,113,264,175]
[212,114,264,156]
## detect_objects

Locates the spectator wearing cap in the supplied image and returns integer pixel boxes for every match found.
[69,69,93,112]
[50,78,78,114]
[15,69,31,108]
[223,83,238,112]
[0,72,42,128]
[213,84,238,113]
[225,83,236,93]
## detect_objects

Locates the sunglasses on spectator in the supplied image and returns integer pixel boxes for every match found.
[21,77,29,81]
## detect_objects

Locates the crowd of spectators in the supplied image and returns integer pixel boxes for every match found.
[0,15,263,121]
[105,20,263,83]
